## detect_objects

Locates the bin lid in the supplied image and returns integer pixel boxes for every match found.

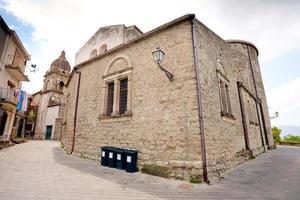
[100,146,113,150]
[123,149,138,154]
[114,148,124,153]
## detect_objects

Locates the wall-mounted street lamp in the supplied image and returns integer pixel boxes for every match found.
[270,111,279,119]
[152,47,174,82]
[30,64,37,73]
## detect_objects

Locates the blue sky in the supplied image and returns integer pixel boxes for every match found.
[262,50,300,90]
[1,0,300,127]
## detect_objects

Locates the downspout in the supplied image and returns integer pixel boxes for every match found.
[237,82,250,151]
[71,68,81,153]
[191,17,209,183]
[258,102,269,146]
[246,45,266,151]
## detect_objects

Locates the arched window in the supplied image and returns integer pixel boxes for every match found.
[101,55,132,117]
[45,80,50,90]
[59,81,64,91]
[216,59,233,118]
[89,49,97,58]
[99,44,108,54]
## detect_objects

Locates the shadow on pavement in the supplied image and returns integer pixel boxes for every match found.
[52,147,206,199]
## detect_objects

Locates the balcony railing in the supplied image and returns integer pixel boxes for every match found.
[0,87,17,105]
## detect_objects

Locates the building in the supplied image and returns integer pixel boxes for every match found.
[24,91,41,139]
[75,25,142,65]
[61,14,274,182]
[34,51,71,140]
[0,16,30,144]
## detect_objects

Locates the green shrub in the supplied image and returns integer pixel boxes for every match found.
[189,175,202,184]
[141,164,169,178]
[272,127,281,143]
[283,135,300,143]
[11,138,26,144]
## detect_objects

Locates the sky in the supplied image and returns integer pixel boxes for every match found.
[0,0,300,127]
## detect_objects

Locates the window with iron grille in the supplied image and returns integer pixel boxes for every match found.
[119,78,128,115]
[106,82,114,116]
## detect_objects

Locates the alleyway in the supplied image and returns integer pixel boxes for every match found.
[0,141,299,200]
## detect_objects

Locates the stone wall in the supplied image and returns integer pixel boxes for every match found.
[194,20,270,178]
[62,16,273,181]
[228,42,274,148]
[62,20,203,180]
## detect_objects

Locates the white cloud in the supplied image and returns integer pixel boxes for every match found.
[267,77,300,125]
[8,24,18,30]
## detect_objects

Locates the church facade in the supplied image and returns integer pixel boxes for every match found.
[61,14,274,182]
[34,51,70,140]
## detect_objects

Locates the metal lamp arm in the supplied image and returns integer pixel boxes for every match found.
[158,65,174,82]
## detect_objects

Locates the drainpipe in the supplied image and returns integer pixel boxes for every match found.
[246,45,266,151]
[237,82,250,151]
[71,68,81,153]
[191,17,209,183]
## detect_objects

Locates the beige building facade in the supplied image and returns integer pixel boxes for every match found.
[62,14,274,182]
[0,16,30,142]
[75,25,142,65]
[34,51,70,140]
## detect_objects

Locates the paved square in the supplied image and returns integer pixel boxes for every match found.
[0,141,299,199]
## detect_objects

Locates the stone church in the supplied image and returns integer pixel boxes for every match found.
[61,14,274,182]
[34,51,71,140]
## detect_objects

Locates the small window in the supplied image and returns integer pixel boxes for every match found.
[218,75,232,117]
[106,82,114,116]
[45,80,50,90]
[119,78,128,115]
[247,100,253,123]
[99,44,108,54]
[59,81,64,91]
[89,49,97,58]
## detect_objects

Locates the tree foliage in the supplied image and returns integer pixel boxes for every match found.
[283,135,300,143]
[28,110,36,122]
[272,126,281,143]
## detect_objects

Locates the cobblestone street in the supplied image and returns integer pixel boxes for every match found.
[0,141,299,200]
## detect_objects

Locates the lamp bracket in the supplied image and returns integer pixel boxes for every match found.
[158,65,174,82]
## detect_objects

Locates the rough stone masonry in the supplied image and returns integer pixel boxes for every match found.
[61,14,274,182]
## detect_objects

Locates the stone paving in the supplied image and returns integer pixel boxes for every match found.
[0,141,299,200]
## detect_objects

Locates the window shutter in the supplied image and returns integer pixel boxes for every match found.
[106,82,114,116]
[119,78,128,114]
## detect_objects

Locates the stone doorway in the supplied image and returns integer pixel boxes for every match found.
[0,109,8,136]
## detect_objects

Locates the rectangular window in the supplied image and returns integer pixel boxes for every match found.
[225,84,232,114]
[247,100,252,123]
[218,76,232,116]
[106,82,114,116]
[12,49,21,67]
[119,78,128,115]
[219,80,227,112]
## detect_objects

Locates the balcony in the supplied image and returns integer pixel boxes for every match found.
[5,65,29,82]
[0,87,17,107]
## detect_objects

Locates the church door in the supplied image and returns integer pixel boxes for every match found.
[45,125,52,140]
